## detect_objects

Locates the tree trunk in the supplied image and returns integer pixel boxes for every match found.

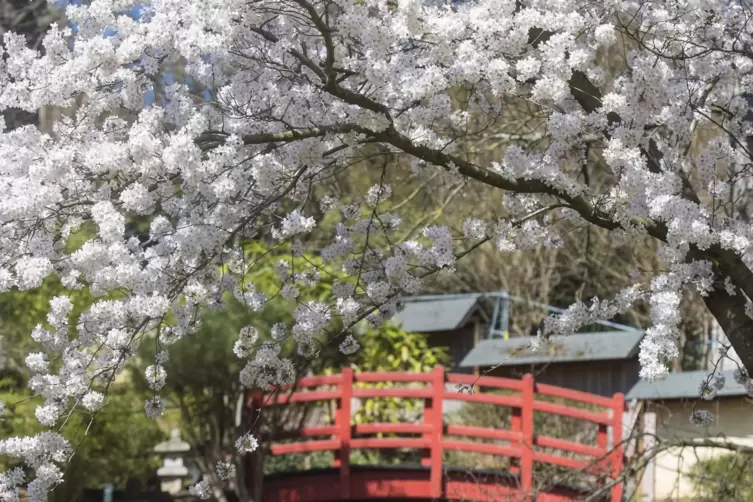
[702,287,753,374]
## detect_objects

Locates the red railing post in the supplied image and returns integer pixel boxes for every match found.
[597,422,609,477]
[422,365,445,498]
[520,373,534,499]
[509,390,523,476]
[610,392,625,502]
[333,368,353,499]
[247,392,264,502]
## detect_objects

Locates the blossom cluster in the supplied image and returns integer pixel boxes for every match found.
[1,0,753,497]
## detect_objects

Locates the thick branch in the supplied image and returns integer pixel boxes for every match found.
[196,124,372,151]
[700,279,753,373]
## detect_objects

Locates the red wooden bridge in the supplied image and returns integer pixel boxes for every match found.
[248,367,625,501]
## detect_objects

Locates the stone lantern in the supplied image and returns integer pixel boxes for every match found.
[154,428,192,495]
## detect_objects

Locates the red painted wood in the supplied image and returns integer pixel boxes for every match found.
[355,371,433,383]
[249,375,343,407]
[298,426,339,437]
[420,369,435,470]
[610,392,625,502]
[253,369,624,502]
[534,382,616,408]
[446,373,524,390]
[353,387,433,399]
[262,467,610,502]
[445,425,522,443]
[354,423,433,435]
[533,400,611,424]
[246,389,262,409]
[441,439,520,458]
[532,451,607,476]
[271,439,341,455]
[429,365,444,498]
[536,435,605,457]
[338,367,353,499]
[272,390,341,405]
[520,374,534,499]
[509,399,523,476]
[297,374,344,387]
[597,422,609,475]
[350,469,432,499]
[351,438,432,449]
[444,391,522,408]
[532,451,589,471]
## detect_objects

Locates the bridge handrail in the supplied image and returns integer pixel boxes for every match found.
[249,366,625,501]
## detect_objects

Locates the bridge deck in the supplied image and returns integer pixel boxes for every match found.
[264,466,607,501]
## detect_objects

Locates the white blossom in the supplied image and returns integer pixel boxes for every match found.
[594,24,616,45]
[144,365,167,391]
[188,480,212,500]
[462,219,488,240]
[25,353,48,373]
[339,335,360,355]
[216,461,236,481]
[734,366,750,385]
[144,398,165,419]
[235,433,259,454]
[274,210,316,239]
[690,410,715,427]
[365,184,392,207]
[270,323,287,341]
[281,284,300,300]
[2,0,753,496]
[81,392,106,412]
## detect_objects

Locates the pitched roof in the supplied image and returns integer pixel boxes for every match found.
[458,330,644,368]
[626,370,749,401]
[392,295,486,333]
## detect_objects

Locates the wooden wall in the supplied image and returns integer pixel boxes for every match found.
[486,357,641,397]
[426,325,478,374]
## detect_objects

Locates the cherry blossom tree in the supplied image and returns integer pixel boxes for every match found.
[4,0,753,499]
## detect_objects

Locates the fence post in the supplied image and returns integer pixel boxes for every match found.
[520,373,534,499]
[510,390,522,476]
[642,411,656,502]
[598,422,609,476]
[423,365,445,498]
[247,392,264,502]
[611,392,625,502]
[333,368,353,499]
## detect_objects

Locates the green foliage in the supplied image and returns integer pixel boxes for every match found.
[51,388,163,502]
[262,450,334,475]
[0,377,40,442]
[176,243,453,474]
[127,238,453,480]
[0,223,109,378]
[132,241,352,489]
[0,276,94,374]
[0,380,162,501]
[689,453,753,501]
[0,223,161,500]
[347,324,450,425]
[323,324,450,467]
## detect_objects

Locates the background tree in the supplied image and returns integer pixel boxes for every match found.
[0,378,162,502]
[5,0,753,498]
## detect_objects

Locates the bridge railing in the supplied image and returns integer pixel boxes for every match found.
[249,366,625,501]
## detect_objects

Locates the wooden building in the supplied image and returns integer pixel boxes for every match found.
[457,330,645,397]
[627,370,753,501]
[392,294,489,373]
